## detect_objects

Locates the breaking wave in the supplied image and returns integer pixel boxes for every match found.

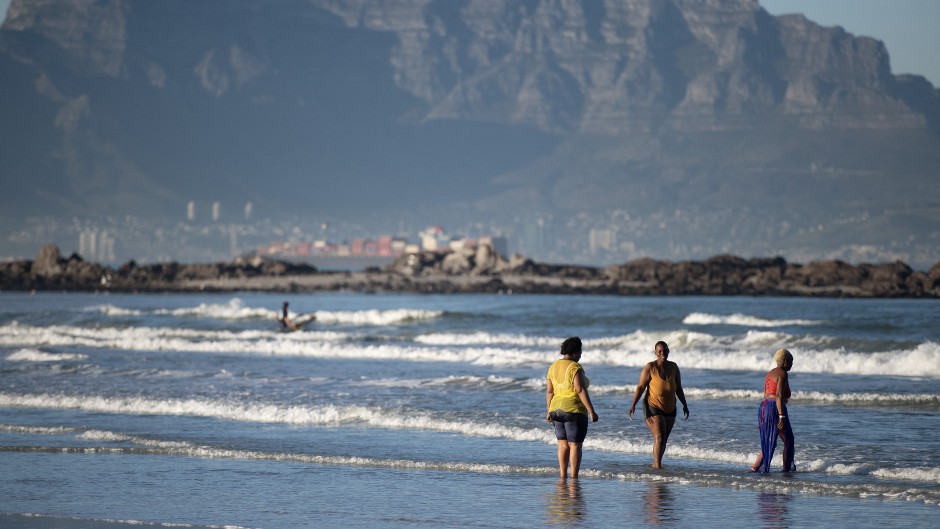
[2,323,938,377]
[683,312,823,327]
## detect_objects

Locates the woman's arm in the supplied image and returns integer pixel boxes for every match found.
[628,364,652,419]
[774,370,787,429]
[545,379,555,423]
[674,364,689,419]
[574,370,598,422]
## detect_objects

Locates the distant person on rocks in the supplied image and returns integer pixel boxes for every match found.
[277,301,297,331]
[751,348,795,473]
[546,336,599,479]
[628,340,689,469]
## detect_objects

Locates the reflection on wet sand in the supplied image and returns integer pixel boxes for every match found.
[757,492,789,529]
[546,478,584,527]
[644,482,676,525]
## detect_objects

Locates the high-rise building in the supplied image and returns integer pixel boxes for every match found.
[79,230,96,260]
[589,228,617,254]
[78,230,116,263]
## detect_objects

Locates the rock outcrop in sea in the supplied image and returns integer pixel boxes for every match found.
[2,243,938,298]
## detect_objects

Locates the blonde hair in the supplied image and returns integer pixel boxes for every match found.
[774,348,792,367]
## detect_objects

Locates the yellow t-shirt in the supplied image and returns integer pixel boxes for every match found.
[547,358,590,414]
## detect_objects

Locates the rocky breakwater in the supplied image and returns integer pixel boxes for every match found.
[602,256,940,297]
[0,244,319,292]
[2,243,939,298]
[382,246,940,298]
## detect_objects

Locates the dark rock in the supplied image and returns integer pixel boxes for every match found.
[928,262,940,289]
[0,243,937,298]
[30,243,63,277]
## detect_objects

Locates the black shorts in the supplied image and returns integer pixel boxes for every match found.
[643,398,677,420]
[550,410,588,443]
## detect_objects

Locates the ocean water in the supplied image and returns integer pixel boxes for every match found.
[0,291,937,528]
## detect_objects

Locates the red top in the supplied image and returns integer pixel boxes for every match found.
[764,370,791,400]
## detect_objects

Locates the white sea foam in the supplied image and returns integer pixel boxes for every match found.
[2,323,939,377]
[0,393,816,472]
[5,348,88,362]
[872,467,940,483]
[312,308,444,325]
[8,405,939,499]
[95,299,443,326]
[802,459,940,485]
[385,376,940,405]
[593,337,940,377]
[156,298,274,320]
[0,391,555,445]
[0,423,77,434]
[78,430,132,442]
[683,312,822,327]
[415,332,557,347]
[6,425,556,479]
[92,304,144,317]
[7,437,937,505]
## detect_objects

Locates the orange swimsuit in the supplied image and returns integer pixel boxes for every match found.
[647,365,677,414]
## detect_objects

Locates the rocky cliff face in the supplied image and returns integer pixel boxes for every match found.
[307,0,925,132]
[3,0,930,135]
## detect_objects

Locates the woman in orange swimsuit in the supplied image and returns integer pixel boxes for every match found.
[751,348,795,472]
[628,341,689,469]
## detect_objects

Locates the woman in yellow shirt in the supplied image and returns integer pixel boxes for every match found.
[628,340,689,469]
[546,336,599,479]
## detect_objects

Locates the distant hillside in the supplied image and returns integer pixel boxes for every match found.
[1,0,938,266]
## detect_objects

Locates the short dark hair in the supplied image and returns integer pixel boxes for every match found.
[560,336,582,357]
[655,340,669,352]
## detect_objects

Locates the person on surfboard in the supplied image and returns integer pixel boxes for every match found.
[277,301,297,331]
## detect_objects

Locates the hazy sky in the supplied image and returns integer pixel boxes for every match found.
[0,0,937,85]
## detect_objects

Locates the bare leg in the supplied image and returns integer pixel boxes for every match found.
[779,421,795,471]
[646,415,676,468]
[646,417,664,468]
[659,416,676,465]
[568,442,583,478]
[557,440,570,479]
[751,452,762,471]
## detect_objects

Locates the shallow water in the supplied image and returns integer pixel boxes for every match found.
[1,292,938,528]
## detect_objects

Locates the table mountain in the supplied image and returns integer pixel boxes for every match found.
[1,0,937,265]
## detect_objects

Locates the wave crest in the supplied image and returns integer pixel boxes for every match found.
[683,312,822,327]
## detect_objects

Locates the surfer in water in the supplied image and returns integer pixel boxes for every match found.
[628,340,689,469]
[277,301,297,331]
[751,348,795,473]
